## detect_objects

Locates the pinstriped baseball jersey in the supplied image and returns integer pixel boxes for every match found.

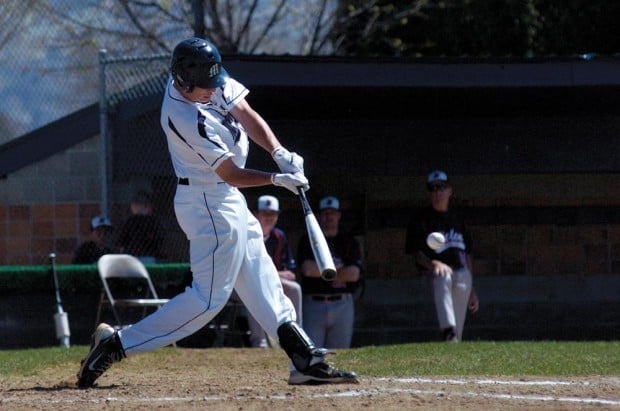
[160,77,250,182]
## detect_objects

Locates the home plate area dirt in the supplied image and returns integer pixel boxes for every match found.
[2,348,619,410]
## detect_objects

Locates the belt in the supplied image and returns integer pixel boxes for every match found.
[178,178,224,186]
[311,294,343,302]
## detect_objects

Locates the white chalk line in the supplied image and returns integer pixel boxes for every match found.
[4,377,620,407]
[378,376,587,386]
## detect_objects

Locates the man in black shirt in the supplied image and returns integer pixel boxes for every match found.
[117,190,165,263]
[297,196,362,348]
[73,215,114,264]
[405,170,479,342]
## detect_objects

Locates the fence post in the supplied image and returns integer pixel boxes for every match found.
[99,49,110,218]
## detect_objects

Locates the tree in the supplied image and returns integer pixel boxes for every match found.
[331,0,620,57]
[34,0,340,56]
[1,0,343,141]
[0,1,36,53]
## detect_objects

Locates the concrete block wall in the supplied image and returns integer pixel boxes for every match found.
[0,136,104,264]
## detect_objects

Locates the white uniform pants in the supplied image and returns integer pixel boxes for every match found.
[119,183,295,354]
[248,278,302,347]
[432,267,472,341]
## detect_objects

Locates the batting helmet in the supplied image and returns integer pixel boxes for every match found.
[171,37,229,91]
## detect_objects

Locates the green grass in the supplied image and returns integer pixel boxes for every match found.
[339,341,620,376]
[1,341,618,378]
[0,346,86,376]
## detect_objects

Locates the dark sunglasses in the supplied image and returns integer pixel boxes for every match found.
[427,183,449,192]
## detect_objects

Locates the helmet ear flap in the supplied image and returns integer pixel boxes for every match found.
[172,69,194,93]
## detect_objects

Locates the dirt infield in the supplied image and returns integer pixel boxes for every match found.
[2,348,619,410]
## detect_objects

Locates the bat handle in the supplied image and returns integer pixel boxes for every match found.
[297,187,312,215]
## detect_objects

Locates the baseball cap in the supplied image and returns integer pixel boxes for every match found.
[427,170,449,183]
[257,195,279,212]
[91,215,112,230]
[319,196,340,211]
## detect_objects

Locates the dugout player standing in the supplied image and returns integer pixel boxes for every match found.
[297,196,363,348]
[405,170,479,342]
[77,37,357,387]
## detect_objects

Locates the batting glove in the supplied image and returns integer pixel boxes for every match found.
[271,172,309,194]
[272,146,304,175]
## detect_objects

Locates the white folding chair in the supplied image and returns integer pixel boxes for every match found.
[94,254,170,330]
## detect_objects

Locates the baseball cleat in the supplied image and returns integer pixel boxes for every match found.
[288,362,359,385]
[77,323,126,388]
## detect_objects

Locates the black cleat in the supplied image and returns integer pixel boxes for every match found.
[77,323,126,388]
[288,361,359,385]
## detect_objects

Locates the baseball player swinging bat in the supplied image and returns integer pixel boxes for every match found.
[297,187,337,281]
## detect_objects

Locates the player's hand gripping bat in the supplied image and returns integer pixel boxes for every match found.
[297,187,337,281]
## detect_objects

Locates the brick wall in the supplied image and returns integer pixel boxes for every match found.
[0,136,104,265]
[0,202,102,264]
[2,130,620,273]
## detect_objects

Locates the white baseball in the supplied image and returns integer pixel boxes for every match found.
[426,232,446,250]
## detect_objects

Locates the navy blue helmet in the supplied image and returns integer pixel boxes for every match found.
[171,38,229,91]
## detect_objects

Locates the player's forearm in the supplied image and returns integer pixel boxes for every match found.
[415,251,434,270]
[214,157,274,187]
[336,265,360,282]
[232,101,280,152]
[301,259,322,278]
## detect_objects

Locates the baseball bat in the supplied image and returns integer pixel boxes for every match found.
[50,253,70,348]
[297,187,337,281]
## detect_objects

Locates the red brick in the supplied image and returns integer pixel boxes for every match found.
[54,253,73,264]
[54,218,79,237]
[55,204,78,219]
[32,204,54,221]
[8,220,31,238]
[5,253,31,265]
[79,203,101,219]
[33,220,54,237]
[32,238,55,255]
[0,205,7,222]
[6,236,30,254]
[9,205,30,220]
[55,238,78,254]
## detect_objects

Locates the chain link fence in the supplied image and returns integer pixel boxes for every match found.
[0,0,336,146]
[1,2,102,144]
[100,51,191,262]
